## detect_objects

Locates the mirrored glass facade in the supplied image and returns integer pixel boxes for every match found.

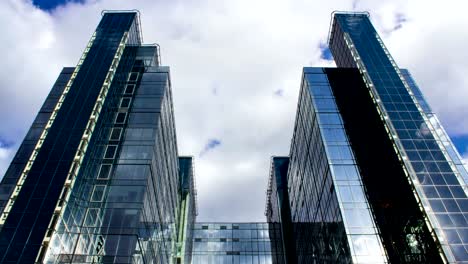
[286,68,387,263]
[0,67,74,215]
[266,12,467,264]
[0,11,196,263]
[328,12,468,263]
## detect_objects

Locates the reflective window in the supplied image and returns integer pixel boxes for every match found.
[318,113,342,125]
[109,128,122,141]
[119,145,152,160]
[124,84,135,94]
[314,98,337,111]
[125,128,154,141]
[91,185,106,202]
[113,164,148,180]
[84,208,100,226]
[104,145,117,159]
[133,97,161,109]
[310,85,333,96]
[306,73,328,83]
[115,112,127,124]
[128,72,139,82]
[327,145,353,160]
[344,208,373,227]
[107,186,145,203]
[120,98,131,108]
[128,113,158,126]
[332,165,359,181]
[97,164,112,180]
[140,72,167,82]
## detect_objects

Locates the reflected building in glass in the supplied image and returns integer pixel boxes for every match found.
[0,11,196,263]
[267,12,468,264]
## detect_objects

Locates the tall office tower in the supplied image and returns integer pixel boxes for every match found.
[330,12,468,263]
[287,67,388,263]
[191,223,282,264]
[267,12,468,264]
[0,11,196,263]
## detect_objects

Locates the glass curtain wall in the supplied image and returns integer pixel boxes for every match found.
[329,13,468,262]
[192,223,281,264]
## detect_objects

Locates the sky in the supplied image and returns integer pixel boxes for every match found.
[0,0,468,222]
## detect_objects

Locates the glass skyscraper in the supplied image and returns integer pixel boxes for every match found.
[0,9,467,264]
[0,11,196,263]
[267,12,468,264]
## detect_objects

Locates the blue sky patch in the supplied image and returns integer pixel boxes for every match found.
[200,138,221,156]
[0,137,14,149]
[33,0,84,11]
[450,134,468,156]
[319,43,333,61]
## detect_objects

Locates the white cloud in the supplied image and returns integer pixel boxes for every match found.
[0,0,467,221]
[0,146,14,177]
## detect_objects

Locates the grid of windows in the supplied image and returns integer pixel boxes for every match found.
[402,69,468,185]
[0,12,191,264]
[331,13,468,263]
[287,67,349,263]
[41,47,181,264]
[192,223,282,264]
[0,68,73,214]
[287,68,388,263]
[0,12,138,263]
[308,70,387,262]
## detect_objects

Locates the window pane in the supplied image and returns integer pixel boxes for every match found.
[120,145,152,160]
[115,112,127,124]
[141,72,167,82]
[128,72,139,82]
[128,113,158,126]
[84,208,100,226]
[124,84,135,94]
[120,98,131,108]
[125,128,155,141]
[314,98,337,111]
[91,185,106,202]
[318,113,342,125]
[104,145,117,159]
[133,97,161,110]
[344,208,372,227]
[114,165,148,180]
[107,186,145,203]
[306,73,328,83]
[98,164,112,179]
[110,128,122,141]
